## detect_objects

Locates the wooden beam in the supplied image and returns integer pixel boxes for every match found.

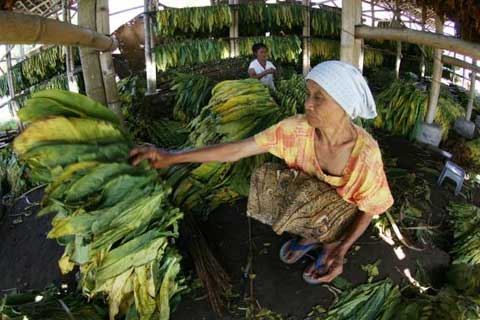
[425,16,443,125]
[0,11,117,51]
[144,0,156,94]
[97,0,123,122]
[302,0,311,75]
[6,45,23,131]
[466,59,477,121]
[78,0,107,105]
[442,55,480,74]
[62,0,78,93]
[355,26,480,60]
[341,0,362,69]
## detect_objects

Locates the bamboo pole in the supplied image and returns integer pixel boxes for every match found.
[420,3,426,78]
[144,0,157,95]
[62,0,79,93]
[355,26,480,60]
[466,59,477,121]
[370,0,375,27]
[78,0,107,105]
[97,0,123,122]
[229,0,239,58]
[442,55,480,74]
[340,0,362,69]
[0,11,117,51]
[302,0,311,75]
[6,45,23,131]
[425,16,444,124]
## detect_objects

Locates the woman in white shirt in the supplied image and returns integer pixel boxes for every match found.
[248,43,277,89]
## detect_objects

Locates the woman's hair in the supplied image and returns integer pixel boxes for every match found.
[252,43,268,57]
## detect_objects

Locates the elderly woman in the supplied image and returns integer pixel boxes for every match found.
[130,61,394,284]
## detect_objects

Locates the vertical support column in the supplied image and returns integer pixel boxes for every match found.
[416,15,444,146]
[144,0,157,95]
[370,0,375,27]
[62,0,79,93]
[340,0,362,69]
[355,0,363,72]
[229,0,239,58]
[302,0,311,75]
[97,0,123,122]
[78,0,107,105]
[466,59,477,121]
[394,0,401,79]
[6,45,22,131]
[425,16,444,124]
[420,3,426,78]
[395,41,402,78]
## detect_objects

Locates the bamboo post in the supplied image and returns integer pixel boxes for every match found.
[340,0,362,69]
[78,0,107,105]
[466,59,477,121]
[6,45,23,131]
[355,26,480,60]
[0,12,117,50]
[62,0,79,93]
[144,0,157,95]
[229,0,239,58]
[425,16,444,124]
[97,0,123,122]
[395,41,402,78]
[355,0,364,72]
[420,3,426,78]
[370,0,374,27]
[394,1,401,79]
[302,0,311,75]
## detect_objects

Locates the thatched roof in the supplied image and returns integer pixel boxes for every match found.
[2,0,479,43]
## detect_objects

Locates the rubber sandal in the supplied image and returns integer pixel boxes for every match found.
[302,252,328,285]
[279,238,319,264]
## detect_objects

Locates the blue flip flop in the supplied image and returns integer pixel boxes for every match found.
[279,238,319,264]
[303,252,328,285]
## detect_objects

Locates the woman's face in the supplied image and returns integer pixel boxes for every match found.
[304,80,348,129]
[255,47,268,61]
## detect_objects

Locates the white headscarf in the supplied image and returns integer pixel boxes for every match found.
[305,61,377,119]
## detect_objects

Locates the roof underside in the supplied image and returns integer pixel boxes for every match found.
[2,0,479,43]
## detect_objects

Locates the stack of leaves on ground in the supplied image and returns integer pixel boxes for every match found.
[164,78,283,214]
[13,89,186,319]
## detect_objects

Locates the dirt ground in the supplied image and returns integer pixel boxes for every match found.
[0,132,463,319]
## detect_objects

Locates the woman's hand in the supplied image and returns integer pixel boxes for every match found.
[316,246,347,283]
[129,146,174,169]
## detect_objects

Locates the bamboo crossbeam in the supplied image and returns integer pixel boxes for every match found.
[0,11,117,51]
[355,25,480,60]
[442,55,480,74]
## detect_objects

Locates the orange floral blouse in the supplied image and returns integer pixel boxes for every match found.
[254,115,394,215]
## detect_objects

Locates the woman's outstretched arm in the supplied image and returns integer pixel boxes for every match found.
[130,137,268,169]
